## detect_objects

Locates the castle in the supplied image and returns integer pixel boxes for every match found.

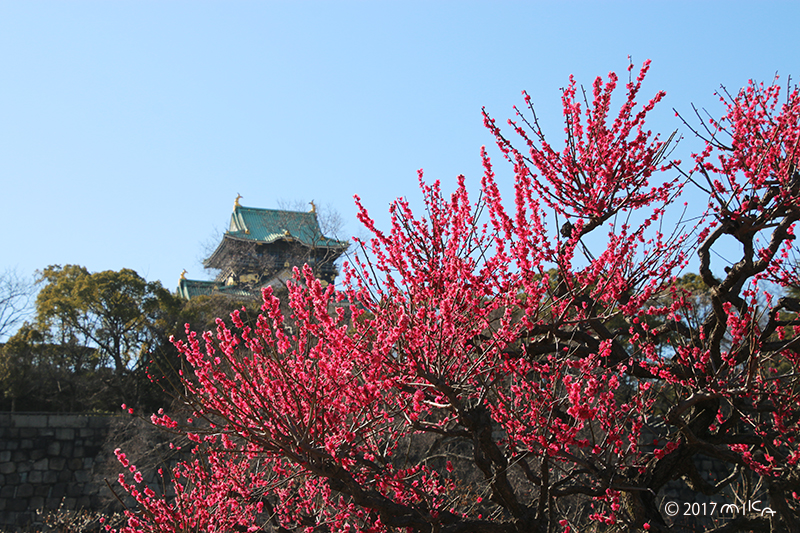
[177,196,348,300]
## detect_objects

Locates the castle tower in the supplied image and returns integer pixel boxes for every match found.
[178,199,347,300]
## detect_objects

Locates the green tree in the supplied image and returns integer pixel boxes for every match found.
[35,265,173,376]
[0,323,98,412]
[0,266,184,412]
[0,324,42,411]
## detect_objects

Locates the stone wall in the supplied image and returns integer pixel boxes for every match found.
[0,412,764,532]
[0,413,117,530]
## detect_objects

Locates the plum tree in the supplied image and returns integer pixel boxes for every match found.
[112,62,800,532]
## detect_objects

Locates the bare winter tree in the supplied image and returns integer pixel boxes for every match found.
[276,198,346,241]
[0,268,33,341]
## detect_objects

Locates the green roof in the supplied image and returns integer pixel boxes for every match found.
[226,205,346,248]
[177,279,258,300]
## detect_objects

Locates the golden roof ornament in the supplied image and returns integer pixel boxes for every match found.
[180,269,187,280]
[309,200,316,213]
[234,193,243,208]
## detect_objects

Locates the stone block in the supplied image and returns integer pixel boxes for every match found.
[68,458,83,471]
[14,414,47,428]
[45,498,60,510]
[19,472,27,483]
[48,414,88,428]
[62,498,77,510]
[85,443,101,455]
[5,441,18,451]
[5,473,19,485]
[8,497,28,511]
[59,441,74,457]
[16,484,34,498]
[58,470,71,482]
[67,483,84,498]
[83,457,95,469]
[39,427,55,437]
[73,446,85,458]
[49,457,66,471]
[34,485,49,497]
[79,428,96,438]
[0,485,14,498]
[0,451,10,462]
[47,441,61,456]
[55,428,75,440]
[19,428,38,438]
[42,470,57,484]
[84,446,101,459]
[12,451,27,462]
[20,439,33,449]
[33,458,48,470]
[30,496,44,510]
[17,461,31,473]
[74,469,90,483]
[30,448,46,461]
[49,483,66,499]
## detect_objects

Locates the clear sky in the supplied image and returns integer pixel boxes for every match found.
[2,1,799,298]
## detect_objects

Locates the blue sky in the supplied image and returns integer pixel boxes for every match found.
[2,1,799,297]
